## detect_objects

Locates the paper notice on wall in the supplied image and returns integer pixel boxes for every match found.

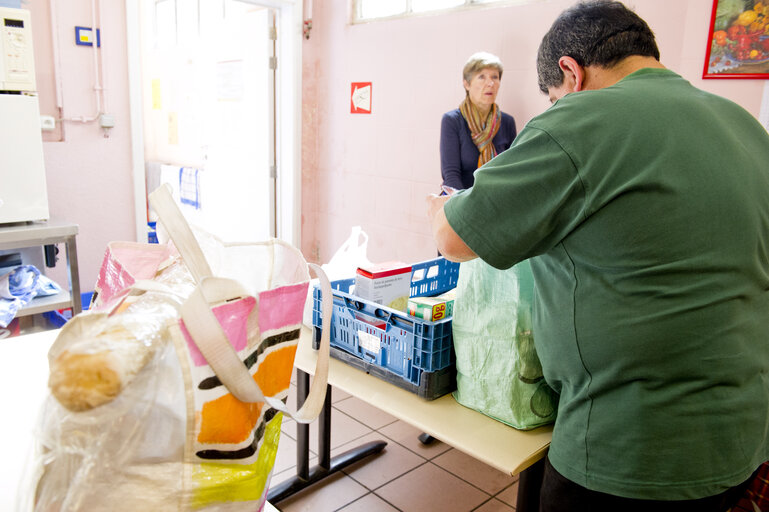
[760,81,769,133]
[152,79,162,110]
[217,61,244,101]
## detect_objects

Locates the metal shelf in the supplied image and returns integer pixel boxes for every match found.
[16,290,72,317]
[0,220,81,319]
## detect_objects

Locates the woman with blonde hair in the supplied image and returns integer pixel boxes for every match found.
[440,51,517,191]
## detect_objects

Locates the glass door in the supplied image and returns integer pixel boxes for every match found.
[139,0,276,242]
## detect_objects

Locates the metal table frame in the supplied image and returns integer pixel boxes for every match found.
[268,330,551,511]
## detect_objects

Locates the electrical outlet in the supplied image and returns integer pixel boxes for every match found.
[40,115,56,131]
[99,113,115,128]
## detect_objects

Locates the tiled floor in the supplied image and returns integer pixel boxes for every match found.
[270,371,519,512]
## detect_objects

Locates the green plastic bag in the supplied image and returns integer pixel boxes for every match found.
[451,258,558,430]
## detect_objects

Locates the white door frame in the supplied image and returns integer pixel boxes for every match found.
[125,0,303,247]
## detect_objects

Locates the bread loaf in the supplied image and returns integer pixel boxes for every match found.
[48,260,195,411]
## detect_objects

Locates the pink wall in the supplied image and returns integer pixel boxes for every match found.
[27,0,136,291]
[21,0,767,287]
[300,0,767,267]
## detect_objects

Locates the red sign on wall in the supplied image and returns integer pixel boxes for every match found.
[350,82,372,114]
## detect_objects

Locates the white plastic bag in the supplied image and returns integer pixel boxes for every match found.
[302,226,373,327]
[322,226,372,280]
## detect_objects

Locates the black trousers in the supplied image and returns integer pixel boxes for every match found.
[539,456,757,512]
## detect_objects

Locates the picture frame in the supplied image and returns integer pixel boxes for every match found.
[703,0,769,79]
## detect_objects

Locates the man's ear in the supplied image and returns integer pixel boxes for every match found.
[558,56,585,93]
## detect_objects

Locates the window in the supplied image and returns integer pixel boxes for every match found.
[354,0,535,21]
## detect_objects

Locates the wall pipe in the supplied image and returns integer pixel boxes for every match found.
[52,0,105,124]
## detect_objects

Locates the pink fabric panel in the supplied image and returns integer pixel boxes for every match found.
[111,244,171,279]
[181,297,257,367]
[258,283,308,332]
[93,248,134,311]
[93,244,171,311]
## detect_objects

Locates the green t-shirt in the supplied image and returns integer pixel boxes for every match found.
[445,68,769,500]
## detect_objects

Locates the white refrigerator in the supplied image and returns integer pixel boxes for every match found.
[0,6,49,225]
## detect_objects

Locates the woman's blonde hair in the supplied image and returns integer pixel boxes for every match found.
[462,52,504,85]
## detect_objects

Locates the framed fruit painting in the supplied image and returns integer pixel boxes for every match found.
[703,0,769,78]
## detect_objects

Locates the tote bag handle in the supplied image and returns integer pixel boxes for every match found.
[149,183,332,423]
[180,268,332,423]
[148,184,213,283]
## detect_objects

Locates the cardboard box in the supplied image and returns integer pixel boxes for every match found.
[355,262,412,311]
[407,295,454,321]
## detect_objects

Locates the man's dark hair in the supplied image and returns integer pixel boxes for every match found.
[536,1,660,94]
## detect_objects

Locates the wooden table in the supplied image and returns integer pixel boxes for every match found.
[268,328,553,511]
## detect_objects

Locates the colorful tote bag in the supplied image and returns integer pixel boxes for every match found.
[30,185,332,511]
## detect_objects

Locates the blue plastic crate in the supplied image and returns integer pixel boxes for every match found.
[312,257,459,396]
[42,291,94,327]
[408,257,460,297]
[148,221,159,244]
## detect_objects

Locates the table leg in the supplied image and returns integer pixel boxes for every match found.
[318,382,332,469]
[267,368,387,504]
[64,235,82,315]
[417,433,435,445]
[516,456,545,512]
[295,369,310,480]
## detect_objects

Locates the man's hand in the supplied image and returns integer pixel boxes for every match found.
[426,193,477,262]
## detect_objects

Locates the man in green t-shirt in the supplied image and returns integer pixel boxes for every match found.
[428,1,769,511]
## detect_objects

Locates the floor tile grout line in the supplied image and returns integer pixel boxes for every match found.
[362,425,521,499]
[341,460,502,512]
[494,480,519,497]
[330,490,405,512]
[344,459,430,494]
[469,496,501,512]
[279,404,374,455]
[425,460,497,497]
[429,458,514,498]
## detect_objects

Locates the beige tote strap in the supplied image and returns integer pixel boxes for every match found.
[148,184,213,283]
[180,263,333,424]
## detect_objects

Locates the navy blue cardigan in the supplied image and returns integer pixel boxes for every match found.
[439,108,517,190]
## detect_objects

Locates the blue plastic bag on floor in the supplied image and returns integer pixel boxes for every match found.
[451,258,558,430]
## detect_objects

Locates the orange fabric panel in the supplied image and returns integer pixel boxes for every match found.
[254,345,297,396]
[197,344,296,445]
[198,395,263,444]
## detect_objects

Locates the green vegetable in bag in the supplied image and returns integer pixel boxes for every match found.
[451,258,557,430]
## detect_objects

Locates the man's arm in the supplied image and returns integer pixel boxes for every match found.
[427,193,477,262]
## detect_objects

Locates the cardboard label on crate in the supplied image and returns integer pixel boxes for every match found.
[355,262,412,311]
[358,330,381,354]
[407,296,454,322]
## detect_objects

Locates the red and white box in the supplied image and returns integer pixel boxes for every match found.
[354,262,412,311]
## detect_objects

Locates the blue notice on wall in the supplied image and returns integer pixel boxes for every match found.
[75,26,101,47]
[0,1,22,8]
